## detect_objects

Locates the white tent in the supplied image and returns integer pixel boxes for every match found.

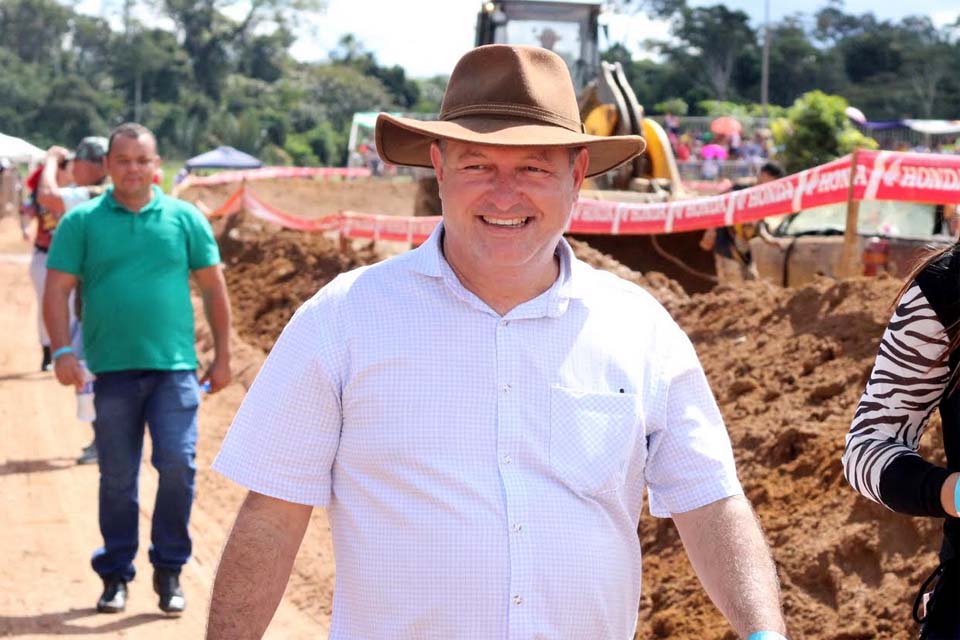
[902,119,960,136]
[0,132,45,163]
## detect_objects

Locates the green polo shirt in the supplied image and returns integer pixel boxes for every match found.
[47,185,220,374]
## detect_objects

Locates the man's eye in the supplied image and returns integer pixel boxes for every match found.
[525,166,548,173]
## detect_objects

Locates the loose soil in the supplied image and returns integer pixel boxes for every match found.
[0,178,946,638]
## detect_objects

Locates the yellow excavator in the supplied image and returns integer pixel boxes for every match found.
[474,0,682,194]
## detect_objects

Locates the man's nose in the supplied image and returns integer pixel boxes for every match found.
[487,171,524,208]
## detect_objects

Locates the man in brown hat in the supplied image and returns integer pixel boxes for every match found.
[208,45,787,639]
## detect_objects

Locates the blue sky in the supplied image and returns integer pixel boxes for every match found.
[79,0,960,78]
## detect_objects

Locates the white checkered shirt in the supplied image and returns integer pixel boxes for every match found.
[213,224,742,639]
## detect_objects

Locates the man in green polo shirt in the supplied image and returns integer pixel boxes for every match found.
[43,122,233,616]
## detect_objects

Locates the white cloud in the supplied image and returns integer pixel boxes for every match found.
[931,8,960,28]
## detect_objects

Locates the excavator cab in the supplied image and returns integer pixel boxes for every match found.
[475,0,600,93]
[474,0,680,193]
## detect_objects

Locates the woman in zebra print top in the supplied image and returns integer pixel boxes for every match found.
[844,246,960,638]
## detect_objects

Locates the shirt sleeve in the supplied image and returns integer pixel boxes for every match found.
[182,206,220,270]
[59,186,90,213]
[45,210,85,276]
[842,283,953,517]
[212,284,347,506]
[645,318,744,517]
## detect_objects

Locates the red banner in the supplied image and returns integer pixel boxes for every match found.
[195,151,960,238]
[860,150,960,205]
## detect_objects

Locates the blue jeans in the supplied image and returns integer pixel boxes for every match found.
[91,370,199,582]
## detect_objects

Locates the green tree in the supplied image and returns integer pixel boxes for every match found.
[765,18,833,106]
[0,48,49,140]
[775,90,876,173]
[0,0,71,65]
[35,75,121,144]
[330,34,420,109]
[158,0,324,98]
[898,16,958,117]
[658,4,757,101]
[412,75,448,113]
[112,27,191,120]
[299,63,395,130]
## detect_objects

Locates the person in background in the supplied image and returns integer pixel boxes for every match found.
[843,243,960,638]
[0,158,21,220]
[207,44,786,640]
[700,161,786,284]
[44,123,232,616]
[22,154,76,370]
[36,138,109,465]
[675,133,692,163]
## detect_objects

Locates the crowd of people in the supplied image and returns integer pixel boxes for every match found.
[664,113,775,181]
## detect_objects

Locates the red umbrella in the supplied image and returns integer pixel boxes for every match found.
[710,116,742,137]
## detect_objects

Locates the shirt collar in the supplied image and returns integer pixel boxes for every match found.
[104,184,163,214]
[407,222,586,318]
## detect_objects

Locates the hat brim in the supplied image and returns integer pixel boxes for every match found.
[376,113,646,178]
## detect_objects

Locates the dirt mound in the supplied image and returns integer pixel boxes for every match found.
[567,237,689,311]
[216,215,386,352]
[636,275,945,639]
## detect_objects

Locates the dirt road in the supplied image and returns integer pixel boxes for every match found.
[0,215,331,639]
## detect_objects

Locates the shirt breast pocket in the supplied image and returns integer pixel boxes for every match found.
[549,385,642,497]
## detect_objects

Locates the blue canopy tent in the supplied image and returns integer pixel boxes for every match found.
[184,146,262,171]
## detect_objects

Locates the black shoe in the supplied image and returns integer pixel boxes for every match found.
[41,346,51,372]
[153,568,185,615]
[96,577,127,613]
[76,441,98,465]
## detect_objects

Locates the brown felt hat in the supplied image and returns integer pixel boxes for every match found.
[376,45,645,178]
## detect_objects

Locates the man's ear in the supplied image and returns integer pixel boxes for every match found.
[572,147,589,191]
[429,141,444,183]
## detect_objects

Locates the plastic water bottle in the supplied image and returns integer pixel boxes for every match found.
[76,363,96,422]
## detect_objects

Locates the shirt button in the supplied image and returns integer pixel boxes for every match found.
[502,320,510,327]
[502,455,512,465]
[512,523,523,533]
[501,383,511,393]
[513,595,523,606]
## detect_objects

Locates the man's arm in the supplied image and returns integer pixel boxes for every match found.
[192,264,232,393]
[207,491,313,639]
[672,495,787,638]
[35,146,69,216]
[42,268,84,388]
[18,200,34,241]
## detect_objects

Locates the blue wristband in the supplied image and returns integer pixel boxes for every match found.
[51,346,74,361]
[953,476,960,516]
[748,633,787,640]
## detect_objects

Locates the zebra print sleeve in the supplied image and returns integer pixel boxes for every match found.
[842,283,953,515]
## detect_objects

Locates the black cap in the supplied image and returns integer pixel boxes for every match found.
[70,136,108,162]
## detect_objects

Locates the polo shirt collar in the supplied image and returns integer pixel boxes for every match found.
[408,222,586,319]
[104,185,163,214]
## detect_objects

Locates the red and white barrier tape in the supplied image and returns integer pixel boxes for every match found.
[201,151,960,238]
